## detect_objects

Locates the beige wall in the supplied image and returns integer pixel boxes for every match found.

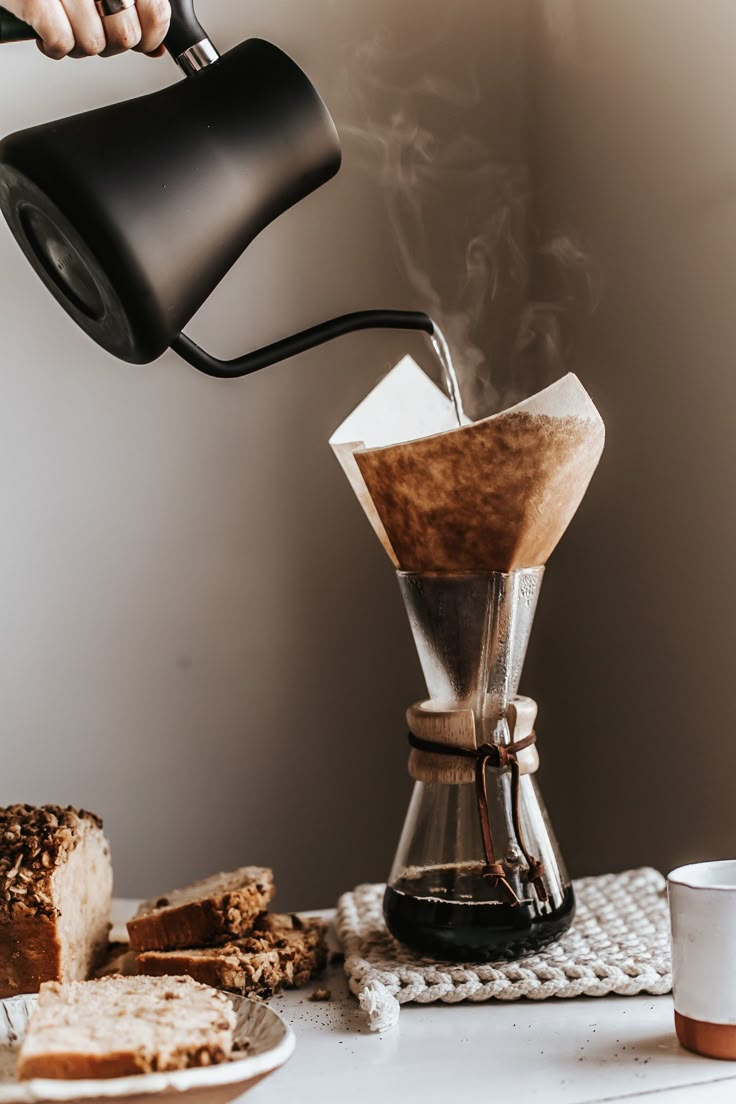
[0,0,532,907]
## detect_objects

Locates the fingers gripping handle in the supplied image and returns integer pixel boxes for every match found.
[0,2,218,70]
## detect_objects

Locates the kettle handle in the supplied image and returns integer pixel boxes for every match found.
[0,1,218,72]
[165,0,219,72]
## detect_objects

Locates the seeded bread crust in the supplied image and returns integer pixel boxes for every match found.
[0,806,111,999]
[0,805,103,920]
[137,914,328,997]
[127,867,274,952]
[17,975,235,1080]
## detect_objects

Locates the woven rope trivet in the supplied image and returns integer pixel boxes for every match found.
[336,867,672,1032]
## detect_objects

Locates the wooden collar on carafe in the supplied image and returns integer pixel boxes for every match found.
[406,695,548,906]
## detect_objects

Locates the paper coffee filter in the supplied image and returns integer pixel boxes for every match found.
[329,358,604,572]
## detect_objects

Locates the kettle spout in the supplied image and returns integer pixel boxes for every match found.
[171,311,436,379]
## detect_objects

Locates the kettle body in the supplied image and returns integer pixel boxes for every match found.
[0,38,341,363]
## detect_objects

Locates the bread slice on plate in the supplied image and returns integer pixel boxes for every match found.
[0,805,112,998]
[127,867,275,952]
[16,974,236,1080]
[136,914,327,997]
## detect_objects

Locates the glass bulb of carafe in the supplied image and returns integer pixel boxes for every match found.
[384,569,575,961]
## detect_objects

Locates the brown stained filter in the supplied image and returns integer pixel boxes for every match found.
[354,409,604,573]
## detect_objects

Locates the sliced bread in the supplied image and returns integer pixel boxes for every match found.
[137,914,327,997]
[127,867,274,952]
[17,974,236,1080]
[255,913,328,985]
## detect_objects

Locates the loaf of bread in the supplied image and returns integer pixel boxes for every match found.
[127,867,274,952]
[0,805,112,998]
[137,913,327,997]
[17,974,236,1080]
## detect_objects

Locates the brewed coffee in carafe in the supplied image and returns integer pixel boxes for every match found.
[383,569,574,961]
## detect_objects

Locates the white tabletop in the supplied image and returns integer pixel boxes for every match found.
[113,902,736,1104]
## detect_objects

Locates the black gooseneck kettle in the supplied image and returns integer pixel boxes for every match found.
[0,0,434,377]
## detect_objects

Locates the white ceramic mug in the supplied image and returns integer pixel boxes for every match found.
[668,860,736,1059]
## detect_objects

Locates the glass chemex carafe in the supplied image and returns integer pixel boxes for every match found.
[384,567,575,961]
[328,365,604,960]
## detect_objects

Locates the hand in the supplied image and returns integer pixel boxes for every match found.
[3,0,171,60]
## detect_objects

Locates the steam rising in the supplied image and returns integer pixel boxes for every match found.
[338,34,596,418]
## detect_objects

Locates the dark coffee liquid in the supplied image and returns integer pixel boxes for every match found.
[384,865,575,961]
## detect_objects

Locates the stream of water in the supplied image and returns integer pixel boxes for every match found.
[430,323,465,428]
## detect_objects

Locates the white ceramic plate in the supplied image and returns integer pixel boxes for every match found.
[0,994,295,1104]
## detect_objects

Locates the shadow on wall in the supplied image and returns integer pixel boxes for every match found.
[529,0,736,880]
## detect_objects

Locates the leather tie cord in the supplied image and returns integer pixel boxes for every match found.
[407,730,548,907]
